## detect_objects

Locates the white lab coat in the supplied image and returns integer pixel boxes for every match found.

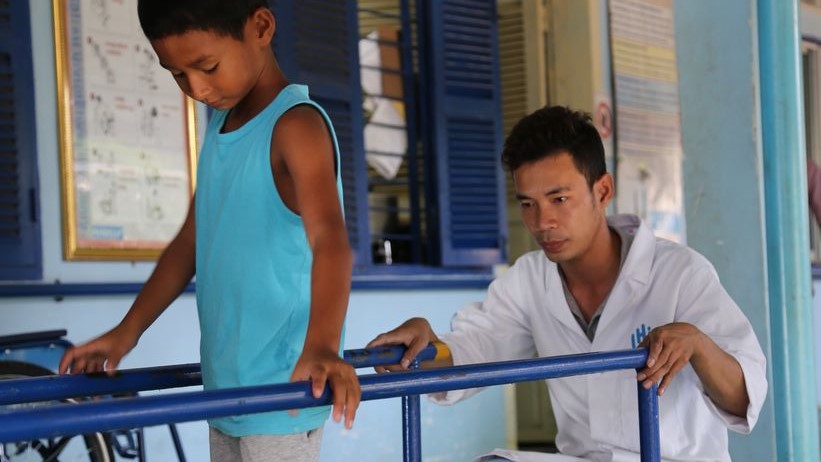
[434,215,767,462]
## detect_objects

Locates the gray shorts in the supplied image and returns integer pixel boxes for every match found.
[209,426,323,462]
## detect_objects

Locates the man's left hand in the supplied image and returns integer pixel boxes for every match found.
[637,322,704,395]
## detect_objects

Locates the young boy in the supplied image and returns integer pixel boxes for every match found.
[59,1,360,460]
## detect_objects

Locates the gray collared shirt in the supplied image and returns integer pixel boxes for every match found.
[559,224,635,341]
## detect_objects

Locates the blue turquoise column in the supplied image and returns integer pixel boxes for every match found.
[759,0,820,460]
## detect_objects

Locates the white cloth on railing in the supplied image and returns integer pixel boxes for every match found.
[474,448,585,461]
[431,214,767,462]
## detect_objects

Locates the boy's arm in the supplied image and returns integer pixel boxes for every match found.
[59,200,197,374]
[274,106,360,428]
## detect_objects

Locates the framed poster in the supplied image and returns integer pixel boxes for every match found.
[609,0,685,243]
[53,0,197,260]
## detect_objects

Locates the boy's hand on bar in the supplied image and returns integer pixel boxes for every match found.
[290,348,361,429]
[59,325,138,375]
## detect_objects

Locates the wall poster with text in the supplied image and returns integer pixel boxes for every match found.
[609,0,685,243]
[53,0,197,260]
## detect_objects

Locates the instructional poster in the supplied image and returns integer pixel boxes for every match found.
[55,0,196,260]
[609,0,685,242]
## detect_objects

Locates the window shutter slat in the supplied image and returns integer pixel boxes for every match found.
[269,0,371,267]
[425,0,506,266]
[0,0,41,280]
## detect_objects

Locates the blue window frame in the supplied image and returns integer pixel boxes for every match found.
[0,0,42,280]
[270,0,371,267]
[0,0,505,294]
[422,0,507,267]
[271,0,506,280]
[357,1,424,268]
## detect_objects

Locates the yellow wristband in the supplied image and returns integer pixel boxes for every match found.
[432,341,451,362]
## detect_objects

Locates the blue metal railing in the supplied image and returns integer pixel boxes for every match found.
[0,346,660,461]
[0,345,436,406]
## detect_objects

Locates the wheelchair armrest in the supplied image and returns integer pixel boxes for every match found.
[0,330,69,348]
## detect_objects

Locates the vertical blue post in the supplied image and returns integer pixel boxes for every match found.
[402,360,422,462]
[636,383,660,462]
[758,0,820,460]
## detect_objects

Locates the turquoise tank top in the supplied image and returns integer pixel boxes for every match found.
[195,84,344,436]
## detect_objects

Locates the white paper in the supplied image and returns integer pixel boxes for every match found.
[473,448,586,462]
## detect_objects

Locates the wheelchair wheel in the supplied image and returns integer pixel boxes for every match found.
[0,361,113,462]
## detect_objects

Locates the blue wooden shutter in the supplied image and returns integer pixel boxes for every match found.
[268,0,371,268]
[424,0,507,266]
[0,0,41,280]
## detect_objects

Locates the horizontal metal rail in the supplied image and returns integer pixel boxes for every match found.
[0,349,645,433]
[0,345,439,406]
[0,363,203,406]
[0,344,660,462]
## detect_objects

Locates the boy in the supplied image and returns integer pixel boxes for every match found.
[59,1,360,460]
[369,106,767,461]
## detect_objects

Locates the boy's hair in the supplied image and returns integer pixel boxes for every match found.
[501,106,606,189]
[137,0,268,40]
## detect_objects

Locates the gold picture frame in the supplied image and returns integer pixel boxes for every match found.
[53,0,197,260]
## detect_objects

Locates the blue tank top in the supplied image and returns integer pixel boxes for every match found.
[195,84,343,436]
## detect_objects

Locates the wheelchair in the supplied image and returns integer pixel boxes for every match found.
[0,330,186,462]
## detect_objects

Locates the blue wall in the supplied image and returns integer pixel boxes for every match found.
[674,0,776,459]
[0,1,507,460]
[0,290,506,461]
[3,0,803,460]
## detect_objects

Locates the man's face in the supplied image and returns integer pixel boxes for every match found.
[150,23,264,111]
[513,152,611,264]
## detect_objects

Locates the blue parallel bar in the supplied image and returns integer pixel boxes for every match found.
[345,344,437,369]
[0,345,438,406]
[403,360,422,462]
[0,363,203,406]
[402,393,422,461]
[0,349,654,461]
[637,382,660,462]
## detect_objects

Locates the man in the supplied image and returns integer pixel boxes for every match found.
[368,106,766,461]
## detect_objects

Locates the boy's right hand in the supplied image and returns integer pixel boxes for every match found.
[59,325,138,375]
[366,317,448,372]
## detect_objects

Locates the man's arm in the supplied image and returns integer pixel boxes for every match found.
[60,199,197,374]
[637,322,748,417]
[368,317,454,371]
[274,106,360,429]
[636,251,767,420]
[367,256,542,374]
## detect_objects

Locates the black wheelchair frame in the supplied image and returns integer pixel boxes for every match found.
[0,330,186,462]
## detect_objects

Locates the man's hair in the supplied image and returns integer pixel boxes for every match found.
[501,106,606,189]
[137,0,268,40]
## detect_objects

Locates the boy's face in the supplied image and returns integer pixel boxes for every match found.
[513,152,613,264]
[149,10,273,110]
